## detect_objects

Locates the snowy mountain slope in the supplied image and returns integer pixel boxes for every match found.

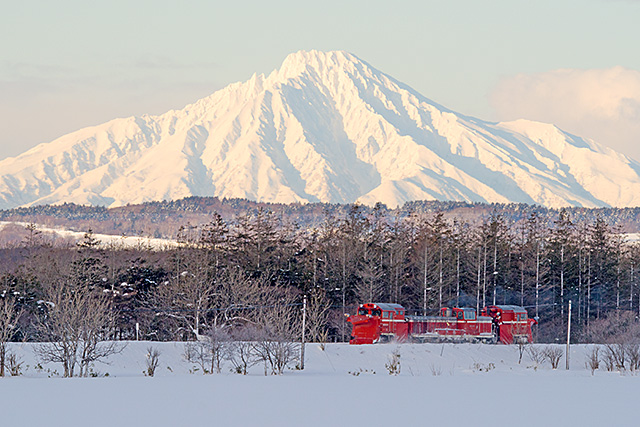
[2,50,640,209]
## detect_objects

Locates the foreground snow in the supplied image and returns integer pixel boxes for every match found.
[2,342,638,426]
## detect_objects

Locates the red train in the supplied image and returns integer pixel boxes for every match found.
[347,303,536,344]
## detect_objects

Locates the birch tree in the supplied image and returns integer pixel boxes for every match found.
[0,297,22,377]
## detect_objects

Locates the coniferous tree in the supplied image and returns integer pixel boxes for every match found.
[547,209,576,322]
[587,216,617,322]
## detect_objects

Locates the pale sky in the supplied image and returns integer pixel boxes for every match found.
[2,0,640,160]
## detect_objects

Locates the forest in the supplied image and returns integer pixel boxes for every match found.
[1,201,640,375]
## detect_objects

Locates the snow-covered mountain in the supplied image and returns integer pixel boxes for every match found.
[2,50,640,210]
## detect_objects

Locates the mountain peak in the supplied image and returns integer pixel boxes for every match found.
[281,50,357,67]
[272,50,364,80]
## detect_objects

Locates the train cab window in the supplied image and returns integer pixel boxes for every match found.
[372,309,382,317]
[358,308,369,315]
[457,311,464,320]
[464,310,476,320]
[383,311,389,319]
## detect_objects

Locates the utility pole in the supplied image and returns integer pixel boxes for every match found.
[301,295,307,370]
[566,300,572,370]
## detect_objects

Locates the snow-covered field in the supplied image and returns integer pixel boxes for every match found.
[0,220,177,249]
[2,342,638,426]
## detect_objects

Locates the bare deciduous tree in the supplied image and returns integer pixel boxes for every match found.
[184,325,230,374]
[602,344,620,371]
[626,344,640,372]
[155,238,219,339]
[207,325,231,374]
[145,346,161,377]
[35,284,122,377]
[0,297,22,377]
[216,268,276,327]
[77,294,124,377]
[582,311,640,344]
[305,288,332,343]
[6,353,23,376]
[601,342,640,372]
[542,346,564,369]
[385,348,401,375]
[586,346,600,375]
[512,321,530,364]
[228,326,258,375]
[526,346,545,365]
[516,340,527,364]
[253,296,300,375]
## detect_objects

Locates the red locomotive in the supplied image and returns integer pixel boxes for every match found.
[347,303,536,344]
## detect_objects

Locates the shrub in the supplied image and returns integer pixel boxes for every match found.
[145,347,160,377]
[543,346,563,369]
[385,348,401,376]
[586,346,600,375]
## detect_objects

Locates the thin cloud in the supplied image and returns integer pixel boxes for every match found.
[0,61,71,76]
[490,66,640,161]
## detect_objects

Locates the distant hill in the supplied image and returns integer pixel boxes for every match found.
[2,197,640,239]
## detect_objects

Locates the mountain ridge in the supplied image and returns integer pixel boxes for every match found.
[2,50,640,210]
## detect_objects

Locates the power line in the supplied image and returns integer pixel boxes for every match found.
[116,302,304,314]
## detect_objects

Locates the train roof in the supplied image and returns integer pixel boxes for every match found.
[492,305,527,313]
[367,303,405,312]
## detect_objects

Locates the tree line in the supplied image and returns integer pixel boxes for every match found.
[5,197,640,241]
[1,204,640,375]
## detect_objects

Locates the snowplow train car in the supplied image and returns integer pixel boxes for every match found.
[347,303,536,344]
